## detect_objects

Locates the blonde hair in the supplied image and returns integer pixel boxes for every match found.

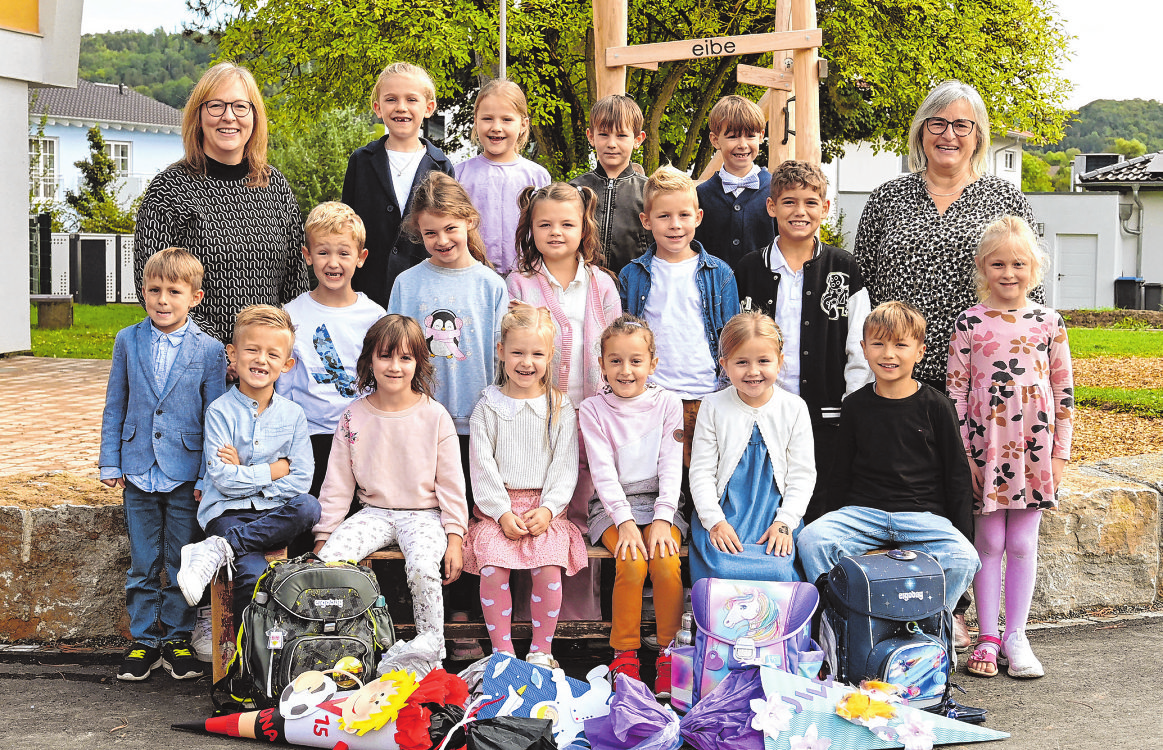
[643,165,698,215]
[589,94,644,134]
[719,311,784,360]
[974,215,1047,301]
[907,80,991,178]
[498,304,563,428]
[471,79,531,152]
[863,301,927,344]
[599,314,656,359]
[708,95,766,136]
[514,183,605,275]
[402,173,493,268]
[369,62,436,109]
[142,247,204,293]
[356,314,435,397]
[233,304,295,345]
[305,201,367,249]
[181,62,270,188]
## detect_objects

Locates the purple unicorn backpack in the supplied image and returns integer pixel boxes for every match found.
[670,578,823,713]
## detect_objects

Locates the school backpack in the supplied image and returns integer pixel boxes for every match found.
[670,578,824,713]
[816,549,951,710]
[213,554,395,709]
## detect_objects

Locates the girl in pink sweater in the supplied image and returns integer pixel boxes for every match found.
[313,314,469,663]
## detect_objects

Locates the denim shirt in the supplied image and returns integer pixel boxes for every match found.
[197,386,314,528]
[618,240,741,366]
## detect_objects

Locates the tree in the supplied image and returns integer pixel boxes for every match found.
[1021,152,1052,192]
[65,126,137,233]
[268,108,378,218]
[187,0,1072,178]
[1107,137,1148,159]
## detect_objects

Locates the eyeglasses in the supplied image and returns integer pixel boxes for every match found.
[924,117,975,137]
[202,100,253,117]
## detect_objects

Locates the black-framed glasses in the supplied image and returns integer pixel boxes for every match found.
[203,100,253,117]
[925,117,975,137]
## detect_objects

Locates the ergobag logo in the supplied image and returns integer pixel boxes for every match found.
[898,591,924,602]
[314,598,344,608]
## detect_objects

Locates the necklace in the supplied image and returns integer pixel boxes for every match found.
[388,149,423,178]
[923,171,966,197]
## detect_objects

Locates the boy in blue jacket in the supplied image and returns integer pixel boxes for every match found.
[100,247,227,682]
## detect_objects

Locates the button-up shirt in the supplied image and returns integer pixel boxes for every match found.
[770,243,807,395]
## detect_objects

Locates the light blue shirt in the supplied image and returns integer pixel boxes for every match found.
[197,386,314,528]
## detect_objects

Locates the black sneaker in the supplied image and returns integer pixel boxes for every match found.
[161,639,205,680]
[116,642,161,681]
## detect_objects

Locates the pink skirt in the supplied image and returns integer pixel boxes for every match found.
[463,488,588,576]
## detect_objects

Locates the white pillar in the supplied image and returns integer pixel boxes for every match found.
[0,76,31,354]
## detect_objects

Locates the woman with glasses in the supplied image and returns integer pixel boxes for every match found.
[851,79,1040,655]
[134,62,309,344]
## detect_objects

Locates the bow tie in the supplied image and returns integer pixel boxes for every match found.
[722,172,760,192]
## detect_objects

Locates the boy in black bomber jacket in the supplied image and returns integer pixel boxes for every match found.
[736,160,871,521]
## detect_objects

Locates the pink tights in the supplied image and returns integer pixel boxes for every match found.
[479,565,563,655]
[973,509,1042,639]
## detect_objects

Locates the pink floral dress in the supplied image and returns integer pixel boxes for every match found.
[947,304,1074,513]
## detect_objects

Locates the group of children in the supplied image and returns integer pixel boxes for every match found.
[99,61,1074,698]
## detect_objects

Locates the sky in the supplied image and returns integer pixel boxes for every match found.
[80,0,1162,109]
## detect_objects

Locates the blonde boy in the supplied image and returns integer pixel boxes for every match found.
[695,95,776,268]
[571,95,650,273]
[279,201,386,495]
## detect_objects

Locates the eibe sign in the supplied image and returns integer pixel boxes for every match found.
[692,38,736,57]
[606,29,822,67]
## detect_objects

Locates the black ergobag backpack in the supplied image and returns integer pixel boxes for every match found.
[816,549,952,710]
[213,554,395,709]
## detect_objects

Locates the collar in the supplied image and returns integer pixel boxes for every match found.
[227,383,268,410]
[480,384,549,420]
[769,238,820,274]
[634,241,711,272]
[206,156,249,181]
[719,164,761,192]
[151,319,190,347]
[538,257,587,291]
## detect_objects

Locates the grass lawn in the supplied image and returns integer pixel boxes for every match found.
[30,303,145,359]
[1068,327,1163,359]
[1075,386,1163,418]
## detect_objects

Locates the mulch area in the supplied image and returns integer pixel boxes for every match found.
[1061,309,1163,328]
[1071,356,1163,461]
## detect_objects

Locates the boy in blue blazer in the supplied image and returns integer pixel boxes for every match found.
[99,247,227,683]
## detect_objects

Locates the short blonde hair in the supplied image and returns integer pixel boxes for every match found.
[181,62,270,188]
[719,311,784,360]
[589,94,644,135]
[907,80,991,178]
[643,165,698,215]
[305,201,366,249]
[864,301,927,344]
[471,79,531,152]
[233,304,295,345]
[369,62,436,109]
[142,247,204,293]
[708,95,765,136]
[974,215,1048,301]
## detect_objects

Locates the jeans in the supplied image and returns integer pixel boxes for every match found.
[124,480,200,646]
[206,494,321,605]
[798,507,981,609]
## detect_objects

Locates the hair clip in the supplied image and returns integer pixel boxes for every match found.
[622,321,643,329]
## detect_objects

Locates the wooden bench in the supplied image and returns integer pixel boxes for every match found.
[29,294,73,330]
[211,548,287,682]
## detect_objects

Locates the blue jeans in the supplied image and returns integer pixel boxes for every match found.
[798,508,981,609]
[205,494,321,601]
[124,480,200,646]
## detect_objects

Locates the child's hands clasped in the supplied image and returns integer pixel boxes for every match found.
[522,506,553,536]
[709,520,744,554]
[499,511,529,540]
[758,520,794,556]
[645,519,680,559]
[614,520,649,561]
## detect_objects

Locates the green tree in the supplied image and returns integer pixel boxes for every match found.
[1107,137,1147,158]
[1021,152,1053,192]
[269,108,378,218]
[188,0,1072,178]
[65,127,136,233]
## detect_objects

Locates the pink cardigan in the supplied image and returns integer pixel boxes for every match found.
[506,263,622,401]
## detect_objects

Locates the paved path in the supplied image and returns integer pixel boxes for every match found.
[0,356,109,477]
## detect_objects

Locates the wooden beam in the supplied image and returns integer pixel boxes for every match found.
[792,0,821,164]
[629,61,659,71]
[593,0,628,98]
[737,64,792,91]
[769,0,795,168]
[606,29,822,68]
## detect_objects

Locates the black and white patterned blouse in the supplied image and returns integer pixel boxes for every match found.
[134,159,309,343]
[853,171,1040,383]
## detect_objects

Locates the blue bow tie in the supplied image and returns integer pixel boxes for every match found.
[722,172,761,192]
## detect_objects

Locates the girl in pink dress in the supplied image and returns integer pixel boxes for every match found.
[462,305,587,668]
[947,215,1074,680]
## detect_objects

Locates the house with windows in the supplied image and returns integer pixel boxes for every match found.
[28,78,182,206]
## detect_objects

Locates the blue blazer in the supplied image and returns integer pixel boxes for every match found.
[99,318,228,484]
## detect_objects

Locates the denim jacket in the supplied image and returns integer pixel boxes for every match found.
[618,241,740,366]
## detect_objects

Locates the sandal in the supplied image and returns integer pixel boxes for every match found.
[966,635,1001,678]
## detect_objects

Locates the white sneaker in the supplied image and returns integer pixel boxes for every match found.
[525,651,559,669]
[1000,630,1044,678]
[190,606,213,663]
[177,536,234,607]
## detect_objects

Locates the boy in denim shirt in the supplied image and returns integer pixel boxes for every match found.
[99,247,227,682]
[619,166,739,467]
[177,305,320,623]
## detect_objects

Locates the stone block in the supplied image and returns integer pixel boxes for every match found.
[1092,454,1163,601]
[0,504,130,641]
[1032,465,1160,617]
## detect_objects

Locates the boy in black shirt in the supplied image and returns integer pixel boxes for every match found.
[798,301,980,609]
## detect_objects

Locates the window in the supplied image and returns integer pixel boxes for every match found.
[1004,150,1016,171]
[29,137,57,199]
[105,141,131,177]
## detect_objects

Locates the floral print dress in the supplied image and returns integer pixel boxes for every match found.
[947,304,1074,512]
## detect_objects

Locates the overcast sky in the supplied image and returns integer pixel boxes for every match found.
[80,0,1162,109]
